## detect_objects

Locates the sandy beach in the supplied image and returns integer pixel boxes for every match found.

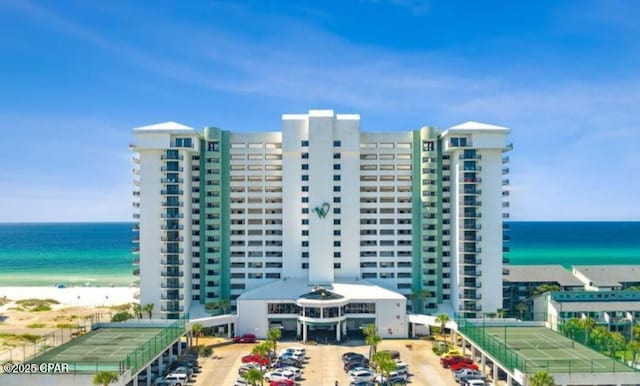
[0,286,138,309]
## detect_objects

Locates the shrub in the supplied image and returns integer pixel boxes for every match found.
[111,312,133,322]
[199,345,213,357]
[31,304,52,312]
[27,323,46,328]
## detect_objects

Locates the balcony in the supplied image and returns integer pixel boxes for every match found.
[160,213,184,219]
[462,223,481,230]
[161,282,184,289]
[459,305,482,312]
[462,235,482,242]
[160,189,184,195]
[462,166,482,172]
[463,189,481,195]
[161,236,184,242]
[462,200,481,206]
[503,257,510,264]
[161,200,184,207]
[504,142,514,151]
[502,190,510,197]
[161,247,184,254]
[132,258,140,265]
[502,156,510,164]
[461,212,481,219]
[133,268,140,276]
[502,202,510,208]
[463,258,482,265]
[161,166,184,172]
[462,269,482,276]
[132,191,140,197]
[161,270,184,277]
[502,167,510,175]
[161,224,184,230]
[161,177,184,184]
[161,294,184,300]
[459,154,481,160]
[460,177,481,183]
[462,247,482,253]
[132,168,140,175]
[161,154,184,160]
[161,258,184,265]
[502,179,510,186]
[161,305,185,312]
[462,282,482,289]
[459,293,482,300]
[132,246,140,254]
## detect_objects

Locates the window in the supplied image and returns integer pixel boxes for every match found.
[333,175,341,181]
[301,140,309,147]
[333,219,341,225]
[302,219,309,225]
[302,152,309,159]
[333,164,341,170]
[207,142,219,151]
[302,197,309,203]
[423,141,435,151]
[333,140,341,147]
[333,186,341,192]
[301,263,309,269]
[302,241,309,247]
[302,186,309,192]
[302,175,309,181]
[333,207,341,214]
[333,252,341,258]
[302,164,309,170]
[333,197,341,203]
[302,230,309,236]
[333,241,341,247]
[333,153,341,159]
[334,263,341,269]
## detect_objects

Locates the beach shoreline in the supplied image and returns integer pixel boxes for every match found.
[0,286,138,309]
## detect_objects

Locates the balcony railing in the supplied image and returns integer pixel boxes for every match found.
[161,247,184,254]
[132,258,140,265]
[462,200,482,206]
[161,270,184,277]
[502,156,510,164]
[463,258,482,265]
[161,154,184,160]
[460,177,481,183]
[160,213,184,219]
[502,167,510,175]
[160,258,184,265]
[459,305,482,312]
[462,223,481,230]
[459,293,482,300]
[161,178,184,184]
[161,224,184,230]
[459,154,482,160]
[160,166,184,172]
[463,189,481,195]
[161,306,185,312]
[160,282,184,289]
[161,236,184,242]
[462,282,482,289]
[161,294,184,300]
[462,270,482,276]
[461,212,481,219]
[462,235,482,242]
[161,201,184,207]
[133,269,140,276]
[160,189,184,195]
[462,166,482,172]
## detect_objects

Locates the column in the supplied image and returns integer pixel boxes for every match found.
[302,321,307,341]
[177,341,182,356]
[481,354,486,372]
[157,356,164,375]
[133,375,139,386]
[493,363,499,383]
[227,323,232,338]
[297,321,301,338]
[506,374,512,386]
[336,322,341,341]
[146,366,152,386]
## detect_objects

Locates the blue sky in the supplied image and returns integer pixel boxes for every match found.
[0,0,639,222]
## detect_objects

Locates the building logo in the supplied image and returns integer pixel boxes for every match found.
[313,202,330,219]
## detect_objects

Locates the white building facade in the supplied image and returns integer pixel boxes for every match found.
[131,110,511,337]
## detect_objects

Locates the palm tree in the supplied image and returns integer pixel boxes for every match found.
[436,314,450,342]
[516,302,527,320]
[93,371,119,386]
[219,298,230,314]
[243,367,264,386]
[371,351,397,383]
[363,324,381,360]
[252,341,272,368]
[497,308,506,318]
[533,284,560,296]
[529,370,555,386]
[191,323,203,348]
[132,303,142,319]
[590,326,610,351]
[607,331,625,359]
[205,301,218,315]
[633,323,640,343]
[629,341,640,366]
[267,327,281,354]
[579,317,596,345]
[143,303,154,319]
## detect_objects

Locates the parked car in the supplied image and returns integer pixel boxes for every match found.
[234,378,250,386]
[279,352,304,362]
[441,356,472,367]
[462,379,486,386]
[344,358,370,371]
[162,373,187,386]
[234,333,257,343]
[394,361,409,376]
[264,369,295,382]
[278,366,303,380]
[454,369,485,382]
[349,381,375,386]
[350,369,376,382]
[269,379,295,386]
[347,366,371,377]
[241,354,269,365]
[450,362,479,371]
[375,370,408,384]
[460,374,488,385]
[274,358,303,369]
[342,352,366,363]
[172,366,193,381]
[282,346,306,355]
[238,363,263,375]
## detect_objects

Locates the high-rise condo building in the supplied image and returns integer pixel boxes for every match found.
[131,110,511,338]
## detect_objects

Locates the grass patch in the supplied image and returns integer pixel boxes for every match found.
[108,303,133,312]
[56,323,76,329]
[27,323,47,328]
[0,333,42,343]
[14,299,56,312]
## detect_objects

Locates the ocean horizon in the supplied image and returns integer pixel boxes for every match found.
[0,221,638,287]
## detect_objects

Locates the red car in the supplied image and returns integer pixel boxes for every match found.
[450,362,479,371]
[241,354,269,366]
[441,356,473,368]
[234,333,257,343]
[270,380,294,386]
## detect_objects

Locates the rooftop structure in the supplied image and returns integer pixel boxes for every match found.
[572,265,640,290]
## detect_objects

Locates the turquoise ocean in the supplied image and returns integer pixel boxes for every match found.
[0,222,638,287]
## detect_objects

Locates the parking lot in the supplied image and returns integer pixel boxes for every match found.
[191,338,460,386]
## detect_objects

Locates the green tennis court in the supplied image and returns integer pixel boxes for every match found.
[483,326,633,373]
[30,328,167,373]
